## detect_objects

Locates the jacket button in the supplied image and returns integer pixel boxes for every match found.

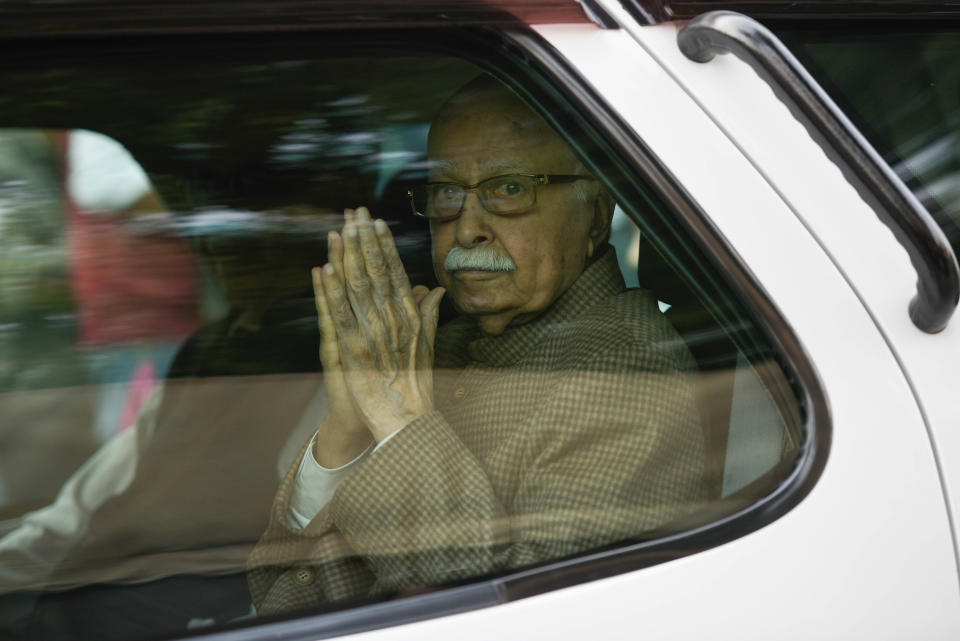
[293,567,315,585]
[453,386,466,400]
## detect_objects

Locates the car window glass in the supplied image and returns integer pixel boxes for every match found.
[0,44,804,641]
[780,27,960,252]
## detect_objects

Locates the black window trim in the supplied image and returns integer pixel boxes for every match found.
[0,22,830,641]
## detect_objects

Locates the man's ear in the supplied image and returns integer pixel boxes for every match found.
[586,189,615,258]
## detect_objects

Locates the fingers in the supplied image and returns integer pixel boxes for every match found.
[406,284,430,334]
[325,231,354,330]
[342,207,396,364]
[418,287,445,347]
[355,209,391,305]
[412,285,429,305]
[328,230,345,276]
[374,217,414,299]
[312,266,342,369]
[342,217,386,343]
[319,256,358,334]
[368,212,422,350]
[348,206,419,338]
[330,206,426,372]
[342,222,371,304]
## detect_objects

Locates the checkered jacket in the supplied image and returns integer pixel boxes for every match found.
[247,249,706,614]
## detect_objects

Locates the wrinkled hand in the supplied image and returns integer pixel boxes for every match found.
[315,206,445,443]
[311,248,369,468]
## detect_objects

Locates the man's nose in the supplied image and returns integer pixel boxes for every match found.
[453,191,492,248]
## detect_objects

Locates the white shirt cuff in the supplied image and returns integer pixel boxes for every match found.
[286,433,374,529]
[374,426,404,451]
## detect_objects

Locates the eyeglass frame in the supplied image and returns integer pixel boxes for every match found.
[407,173,594,221]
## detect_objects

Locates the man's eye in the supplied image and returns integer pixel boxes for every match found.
[494,180,527,198]
[433,185,462,202]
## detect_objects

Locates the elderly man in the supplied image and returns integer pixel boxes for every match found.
[247,77,706,613]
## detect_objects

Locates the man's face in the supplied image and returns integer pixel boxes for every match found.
[427,93,603,336]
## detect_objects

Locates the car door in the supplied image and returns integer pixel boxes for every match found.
[509,4,960,640]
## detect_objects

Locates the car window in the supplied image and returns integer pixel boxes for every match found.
[779,26,960,253]
[0,34,806,641]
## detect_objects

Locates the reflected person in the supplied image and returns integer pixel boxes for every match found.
[248,76,707,613]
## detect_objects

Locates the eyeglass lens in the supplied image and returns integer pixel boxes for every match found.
[415,175,538,218]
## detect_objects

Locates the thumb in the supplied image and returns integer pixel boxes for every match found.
[412,284,430,305]
[418,286,445,346]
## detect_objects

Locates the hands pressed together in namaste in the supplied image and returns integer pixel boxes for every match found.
[311,206,446,468]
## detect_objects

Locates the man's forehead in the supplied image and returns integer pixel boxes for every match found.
[427,123,576,178]
[427,157,526,176]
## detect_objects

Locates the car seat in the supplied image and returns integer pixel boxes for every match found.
[636,235,800,503]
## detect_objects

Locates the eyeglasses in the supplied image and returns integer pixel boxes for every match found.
[407,173,594,221]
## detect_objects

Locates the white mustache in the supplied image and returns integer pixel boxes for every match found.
[443,245,516,272]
